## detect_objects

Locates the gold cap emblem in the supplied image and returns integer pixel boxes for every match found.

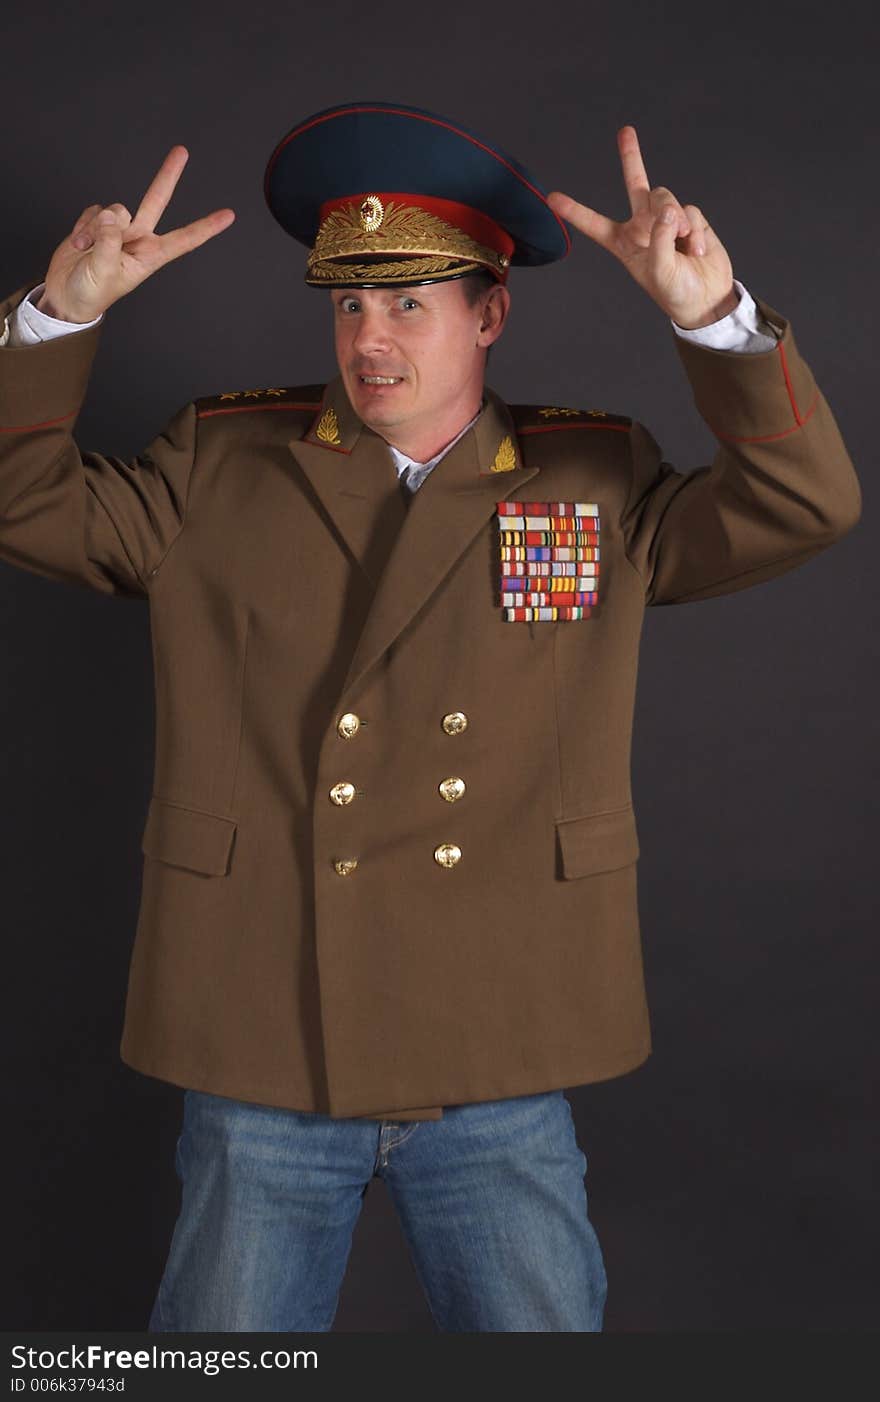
[306,197,509,287]
[359,195,385,232]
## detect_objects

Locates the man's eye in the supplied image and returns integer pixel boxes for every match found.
[340,299,360,312]
[400,298,419,310]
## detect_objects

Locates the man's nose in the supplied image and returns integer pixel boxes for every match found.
[351,309,392,355]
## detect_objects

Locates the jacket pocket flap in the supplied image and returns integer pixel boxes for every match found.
[141,797,237,875]
[556,805,640,878]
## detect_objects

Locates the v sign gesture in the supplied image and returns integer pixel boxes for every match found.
[36,146,236,326]
[547,126,740,330]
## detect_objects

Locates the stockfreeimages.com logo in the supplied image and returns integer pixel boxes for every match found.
[10,1344,318,1377]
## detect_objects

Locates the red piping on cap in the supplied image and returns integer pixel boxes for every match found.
[263,104,571,255]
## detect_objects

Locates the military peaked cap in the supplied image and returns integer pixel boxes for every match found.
[262,99,571,288]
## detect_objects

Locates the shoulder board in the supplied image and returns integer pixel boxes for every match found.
[509,403,632,434]
[195,384,326,418]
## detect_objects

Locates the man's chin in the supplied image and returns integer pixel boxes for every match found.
[350,384,411,424]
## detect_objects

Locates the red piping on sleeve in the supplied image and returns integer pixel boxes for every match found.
[709,389,819,443]
[778,340,806,425]
[0,409,78,433]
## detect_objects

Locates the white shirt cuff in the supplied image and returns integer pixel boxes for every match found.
[671,278,778,353]
[1,282,104,347]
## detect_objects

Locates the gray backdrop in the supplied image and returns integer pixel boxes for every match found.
[1,0,875,1331]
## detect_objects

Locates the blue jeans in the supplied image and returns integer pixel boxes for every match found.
[148,1087,607,1332]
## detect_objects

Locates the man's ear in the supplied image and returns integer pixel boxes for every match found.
[478,285,511,347]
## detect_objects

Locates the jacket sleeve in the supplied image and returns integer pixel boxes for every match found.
[0,280,197,599]
[620,294,862,606]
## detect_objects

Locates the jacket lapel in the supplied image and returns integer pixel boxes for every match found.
[288,374,541,699]
[286,374,399,591]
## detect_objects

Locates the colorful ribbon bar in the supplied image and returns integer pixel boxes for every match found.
[502,591,598,606]
[500,546,600,561]
[496,500,602,623]
[502,562,599,577]
[503,606,591,621]
[499,531,599,545]
[496,501,599,515]
[500,515,599,531]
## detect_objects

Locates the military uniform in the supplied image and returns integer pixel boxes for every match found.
[0,103,861,1127]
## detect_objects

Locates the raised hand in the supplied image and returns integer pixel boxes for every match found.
[547,126,738,330]
[36,146,236,324]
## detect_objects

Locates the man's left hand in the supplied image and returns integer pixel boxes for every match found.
[547,125,738,329]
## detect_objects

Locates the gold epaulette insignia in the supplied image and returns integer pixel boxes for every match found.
[513,404,632,433]
[489,435,517,472]
[537,405,615,419]
[315,407,342,445]
[217,387,288,401]
[195,386,326,419]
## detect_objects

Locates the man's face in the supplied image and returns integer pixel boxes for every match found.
[330,278,508,446]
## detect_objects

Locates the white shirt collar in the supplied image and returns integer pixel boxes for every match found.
[383,399,485,488]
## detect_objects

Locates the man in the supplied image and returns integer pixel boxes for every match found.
[0,101,860,1332]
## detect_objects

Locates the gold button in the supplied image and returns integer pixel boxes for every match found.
[441,711,468,735]
[329,781,356,805]
[333,858,358,876]
[434,842,462,868]
[337,712,361,739]
[438,776,466,802]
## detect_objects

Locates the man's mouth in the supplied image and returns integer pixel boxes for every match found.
[358,375,404,385]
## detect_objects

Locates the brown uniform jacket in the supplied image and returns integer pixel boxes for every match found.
[0,281,861,1121]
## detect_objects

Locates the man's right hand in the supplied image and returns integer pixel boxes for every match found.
[35,146,236,323]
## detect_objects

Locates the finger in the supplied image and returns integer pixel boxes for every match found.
[71,206,110,250]
[649,201,680,282]
[152,208,236,266]
[679,203,709,255]
[618,125,651,217]
[546,191,618,251]
[89,209,126,282]
[649,187,691,240]
[71,203,129,251]
[72,203,103,236]
[647,189,695,238]
[107,202,133,228]
[131,145,190,234]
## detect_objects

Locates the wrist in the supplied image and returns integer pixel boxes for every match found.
[34,291,91,324]
[674,285,741,331]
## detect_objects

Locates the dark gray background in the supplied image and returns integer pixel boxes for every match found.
[1,0,875,1332]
